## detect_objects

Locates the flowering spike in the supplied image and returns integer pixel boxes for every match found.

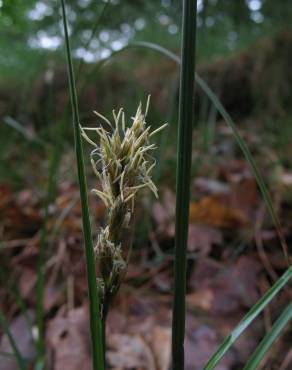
[82,98,167,317]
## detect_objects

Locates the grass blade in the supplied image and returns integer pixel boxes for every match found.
[172,1,197,369]
[105,41,290,265]
[243,302,292,370]
[35,146,61,367]
[203,266,292,370]
[3,116,46,147]
[60,1,105,369]
[0,311,26,370]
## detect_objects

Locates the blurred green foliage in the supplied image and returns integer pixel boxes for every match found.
[1,0,292,81]
[1,0,292,186]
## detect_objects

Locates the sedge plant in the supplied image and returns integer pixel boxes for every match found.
[62,1,292,368]
[2,0,286,369]
[61,0,166,367]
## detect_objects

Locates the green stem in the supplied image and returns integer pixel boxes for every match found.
[203,266,292,369]
[172,1,198,369]
[243,302,292,370]
[36,146,61,368]
[60,1,105,369]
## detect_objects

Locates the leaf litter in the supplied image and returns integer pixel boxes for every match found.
[1,150,292,369]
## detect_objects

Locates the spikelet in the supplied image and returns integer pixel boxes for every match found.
[82,96,167,317]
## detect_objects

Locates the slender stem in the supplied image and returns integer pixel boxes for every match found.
[243,302,292,370]
[36,136,63,369]
[0,311,26,370]
[203,266,292,369]
[60,1,105,369]
[172,1,197,369]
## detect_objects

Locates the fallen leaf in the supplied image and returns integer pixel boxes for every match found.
[190,256,262,315]
[187,290,214,311]
[188,224,223,255]
[46,307,91,370]
[189,196,249,228]
[219,160,250,182]
[107,333,156,370]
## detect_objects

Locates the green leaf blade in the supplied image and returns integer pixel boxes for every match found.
[243,302,292,370]
[60,1,105,369]
[203,266,292,370]
[171,1,198,369]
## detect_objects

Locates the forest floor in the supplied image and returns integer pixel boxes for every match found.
[1,116,292,370]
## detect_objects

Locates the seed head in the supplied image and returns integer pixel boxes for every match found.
[81,96,167,209]
[81,96,167,314]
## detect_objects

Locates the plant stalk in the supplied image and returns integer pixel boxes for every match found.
[243,302,292,370]
[172,1,198,369]
[203,266,292,369]
[60,1,105,369]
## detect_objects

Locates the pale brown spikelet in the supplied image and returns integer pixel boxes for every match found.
[82,96,167,317]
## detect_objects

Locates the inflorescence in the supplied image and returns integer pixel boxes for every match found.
[81,96,167,318]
